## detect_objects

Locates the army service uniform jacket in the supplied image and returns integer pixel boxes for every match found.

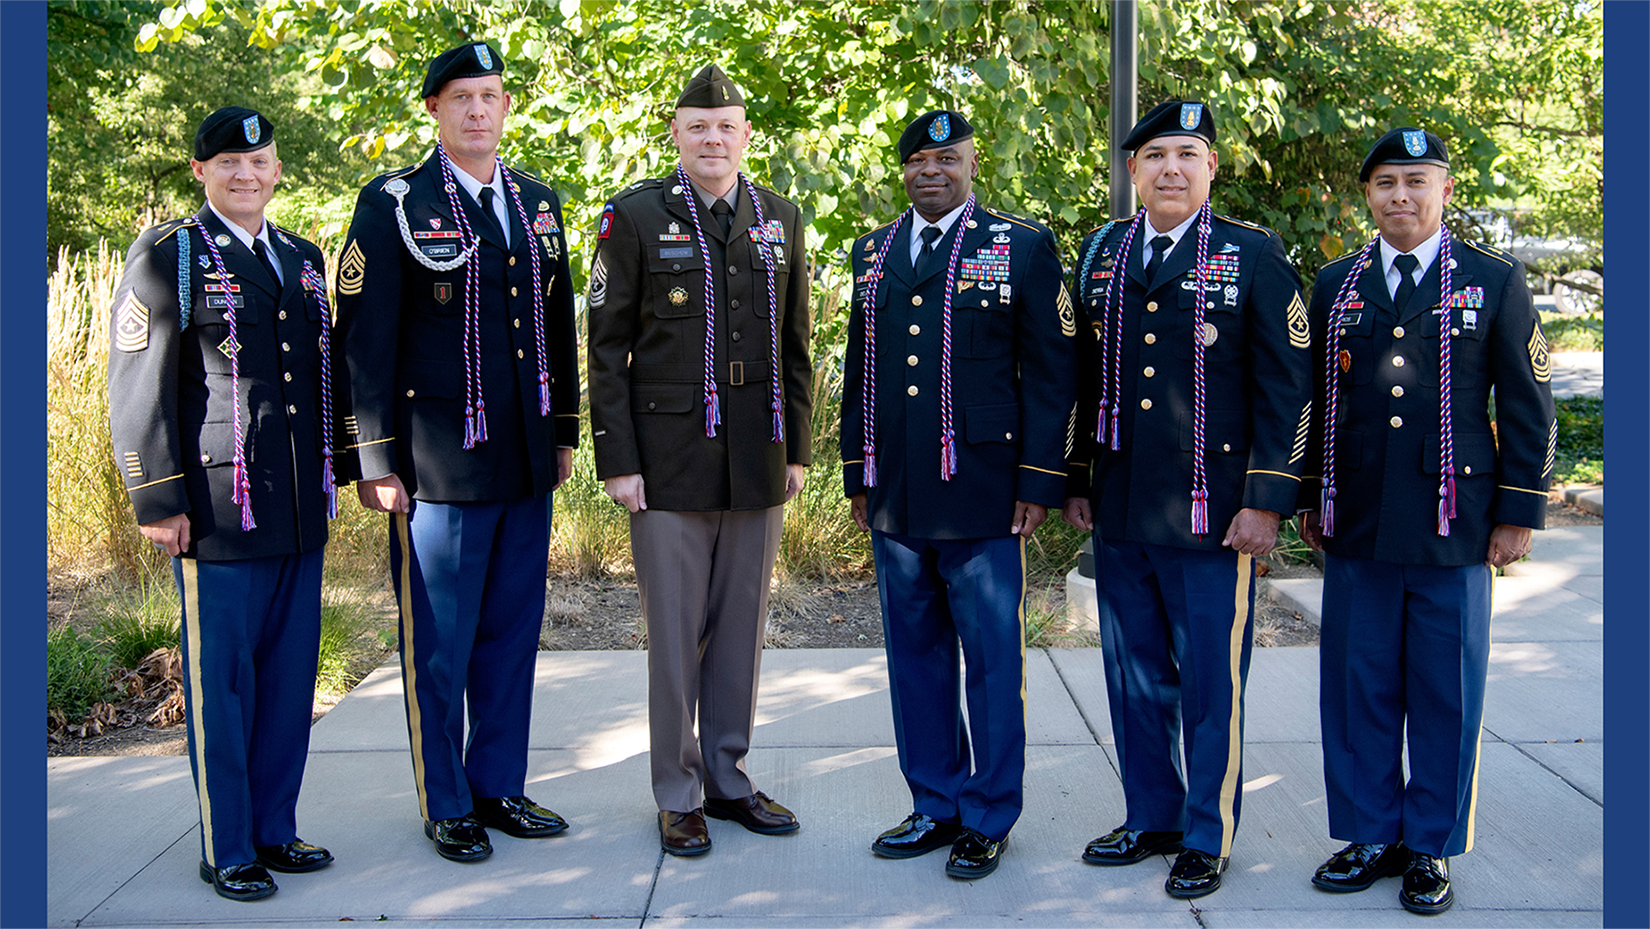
[108,206,334,561]
[1303,237,1555,565]
[335,152,579,501]
[841,207,1078,540]
[587,177,812,511]
[1067,214,1312,549]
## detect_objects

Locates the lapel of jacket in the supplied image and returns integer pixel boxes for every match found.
[195,206,269,317]
[1126,220,1151,289]
[727,177,757,246]
[269,225,305,310]
[662,180,712,251]
[1359,249,1395,319]
[883,220,917,290]
[500,174,531,257]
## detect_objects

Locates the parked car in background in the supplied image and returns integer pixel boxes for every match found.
[1458,208,1601,314]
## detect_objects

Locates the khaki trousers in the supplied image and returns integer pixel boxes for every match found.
[630,506,784,813]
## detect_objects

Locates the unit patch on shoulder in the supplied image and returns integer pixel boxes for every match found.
[114,291,150,352]
[1527,321,1551,382]
[338,239,366,296]
[1286,291,1310,349]
[1057,284,1076,337]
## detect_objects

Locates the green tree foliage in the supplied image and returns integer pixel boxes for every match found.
[117,0,1599,285]
[47,0,375,264]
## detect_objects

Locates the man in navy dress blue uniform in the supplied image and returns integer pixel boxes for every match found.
[1298,128,1555,915]
[841,110,1078,880]
[1063,100,1312,899]
[108,106,337,901]
[335,43,580,863]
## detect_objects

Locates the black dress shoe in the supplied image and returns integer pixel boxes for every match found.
[871,812,961,859]
[198,861,277,901]
[1165,848,1229,899]
[424,815,492,862]
[1312,842,1407,893]
[255,840,334,873]
[1400,853,1453,915]
[473,795,570,838]
[945,828,1005,879]
[660,809,712,857]
[1081,825,1184,866]
[704,791,800,835]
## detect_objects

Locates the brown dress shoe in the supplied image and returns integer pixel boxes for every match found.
[703,791,800,835]
[660,809,712,856]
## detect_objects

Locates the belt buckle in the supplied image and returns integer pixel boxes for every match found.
[729,361,745,386]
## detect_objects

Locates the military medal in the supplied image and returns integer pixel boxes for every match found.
[669,287,688,306]
[1200,322,1218,346]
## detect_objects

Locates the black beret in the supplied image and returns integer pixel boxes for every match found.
[421,42,504,99]
[194,106,275,161]
[1120,99,1216,152]
[898,110,974,163]
[1359,127,1450,182]
[676,64,745,109]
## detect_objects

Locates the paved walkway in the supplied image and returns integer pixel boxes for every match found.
[48,526,1604,927]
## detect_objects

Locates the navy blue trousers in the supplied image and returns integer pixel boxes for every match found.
[389,495,549,822]
[174,549,323,868]
[1094,539,1256,858]
[872,531,1026,842]
[1319,554,1492,857]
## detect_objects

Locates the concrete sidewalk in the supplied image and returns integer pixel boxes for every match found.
[48,591,1604,928]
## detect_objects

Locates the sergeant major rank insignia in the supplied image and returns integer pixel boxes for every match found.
[114,291,150,352]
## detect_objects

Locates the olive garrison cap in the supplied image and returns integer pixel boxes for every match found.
[1359,127,1450,182]
[676,64,745,108]
[194,106,275,161]
[421,41,505,98]
[1120,99,1216,152]
[897,110,975,163]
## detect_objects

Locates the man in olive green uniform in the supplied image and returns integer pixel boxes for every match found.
[586,64,812,857]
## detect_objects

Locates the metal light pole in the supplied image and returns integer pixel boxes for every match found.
[1109,0,1138,220]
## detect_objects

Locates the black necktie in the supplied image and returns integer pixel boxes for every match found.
[712,199,734,239]
[1145,234,1173,284]
[914,225,943,278]
[1393,253,1420,312]
[253,239,281,288]
[478,186,506,242]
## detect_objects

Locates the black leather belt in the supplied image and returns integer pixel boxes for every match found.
[629,361,773,385]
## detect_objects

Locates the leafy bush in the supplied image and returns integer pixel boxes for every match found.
[1541,311,1602,352]
[1553,395,1603,484]
[47,628,115,720]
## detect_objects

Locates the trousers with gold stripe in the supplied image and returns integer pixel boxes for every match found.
[1319,554,1491,858]
[1094,539,1256,858]
[388,495,549,822]
[873,530,1027,842]
[174,550,323,868]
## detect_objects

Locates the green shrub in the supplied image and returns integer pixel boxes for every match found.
[1540,311,1602,352]
[316,588,383,696]
[1553,395,1603,484]
[47,627,114,720]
